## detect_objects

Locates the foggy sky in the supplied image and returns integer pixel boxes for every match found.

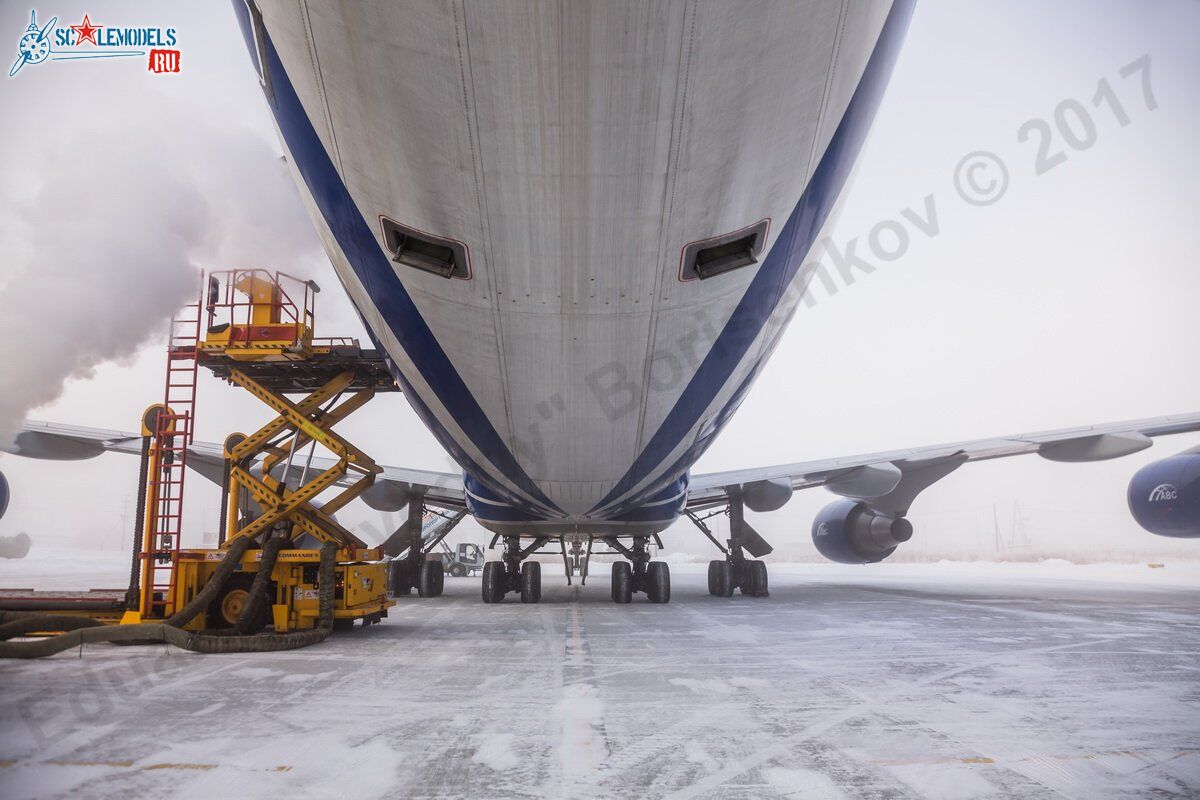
[1,0,1197,561]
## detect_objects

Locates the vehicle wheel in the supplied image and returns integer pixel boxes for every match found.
[611,561,633,604]
[647,561,671,604]
[417,560,444,597]
[520,561,542,604]
[747,559,769,597]
[208,573,270,630]
[449,563,467,578]
[481,561,506,603]
[710,560,734,598]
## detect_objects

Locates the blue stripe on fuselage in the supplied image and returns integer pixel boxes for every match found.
[232,2,560,516]
[590,0,916,516]
[465,471,686,526]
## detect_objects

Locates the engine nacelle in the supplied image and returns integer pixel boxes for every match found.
[0,471,31,559]
[1128,454,1200,538]
[812,499,913,564]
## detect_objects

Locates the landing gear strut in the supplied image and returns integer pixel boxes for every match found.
[482,536,548,604]
[690,489,770,598]
[385,491,452,599]
[604,536,670,603]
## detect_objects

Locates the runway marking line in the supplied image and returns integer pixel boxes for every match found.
[19,758,297,773]
[865,749,1198,768]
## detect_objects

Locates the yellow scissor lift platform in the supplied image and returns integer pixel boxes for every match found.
[123,270,402,633]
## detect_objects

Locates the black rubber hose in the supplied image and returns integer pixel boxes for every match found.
[180,540,337,653]
[217,454,231,547]
[0,613,105,640]
[231,534,287,635]
[164,535,255,628]
[0,537,253,645]
[0,537,252,652]
[125,434,152,609]
[0,542,338,658]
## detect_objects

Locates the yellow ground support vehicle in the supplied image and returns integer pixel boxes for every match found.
[0,271,400,650]
[124,270,399,633]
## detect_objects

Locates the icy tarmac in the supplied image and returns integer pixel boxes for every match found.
[1,560,1198,799]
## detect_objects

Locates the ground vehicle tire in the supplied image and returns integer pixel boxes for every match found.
[611,562,633,604]
[520,561,542,604]
[709,560,734,598]
[647,561,671,604]
[449,562,467,578]
[208,573,272,631]
[417,560,444,597]
[481,562,506,603]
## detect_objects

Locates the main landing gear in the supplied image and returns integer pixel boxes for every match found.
[688,489,771,599]
[706,557,768,598]
[391,558,446,598]
[605,536,670,604]
[482,536,548,604]
[386,491,455,599]
[480,534,671,604]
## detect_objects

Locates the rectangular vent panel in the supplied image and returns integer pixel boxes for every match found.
[380,217,471,280]
[680,219,770,281]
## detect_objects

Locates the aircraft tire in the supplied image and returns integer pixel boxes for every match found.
[709,560,734,598]
[647,561,671,604]
[417,560,444,597]
[739,560,758,595]
[481,562,506,603]
[520,561,542,604]
[611,562,633,604]
[747,560,769,597]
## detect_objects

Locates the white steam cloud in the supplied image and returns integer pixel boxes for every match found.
[0,95,318,446]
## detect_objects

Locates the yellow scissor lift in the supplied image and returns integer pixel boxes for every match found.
[126,270,398,633]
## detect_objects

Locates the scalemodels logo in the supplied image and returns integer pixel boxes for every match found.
[9,9,180,78]
[1148,484,1178,503]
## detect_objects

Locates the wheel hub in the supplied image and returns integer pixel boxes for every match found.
[220,588,249,625]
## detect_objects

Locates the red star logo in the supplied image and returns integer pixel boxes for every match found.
[70,14,101,46]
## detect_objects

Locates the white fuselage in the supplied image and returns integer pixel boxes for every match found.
[235,0,910,534]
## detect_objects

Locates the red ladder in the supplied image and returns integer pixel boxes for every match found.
[142,283,204,617]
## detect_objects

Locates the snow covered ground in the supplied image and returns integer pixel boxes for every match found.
[1,559,1198,799]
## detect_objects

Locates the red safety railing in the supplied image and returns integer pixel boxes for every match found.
[141,277,204,617]
[203,269,317,347]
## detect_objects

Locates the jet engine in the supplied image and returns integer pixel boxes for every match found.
[0,471,31,559]
[1128,453,1200,538]
[811,499,913,564]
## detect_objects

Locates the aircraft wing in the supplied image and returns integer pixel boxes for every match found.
[686,412,1200,515]
[6,420,465,509]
